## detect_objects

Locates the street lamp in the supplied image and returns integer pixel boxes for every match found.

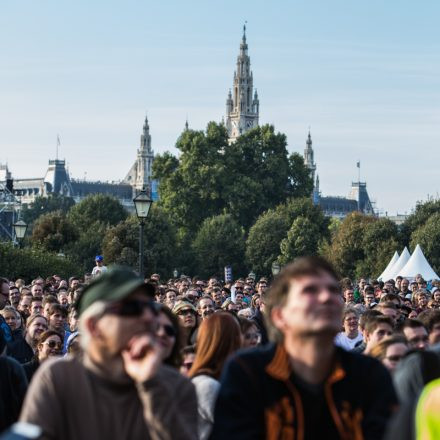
[133,188,153,278]
[271,261,281,277]
[13,219,28,247]
[248,271,256,281]
[173,269,178,278]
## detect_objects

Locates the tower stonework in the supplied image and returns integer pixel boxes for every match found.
[226,25,259,142]
[124,115,154,195]
[303,130,320,203]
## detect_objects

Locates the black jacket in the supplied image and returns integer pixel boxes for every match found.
[23,356,40,383]
[6,336,34,364]
[211,343,397,440]
[0,355,28,432]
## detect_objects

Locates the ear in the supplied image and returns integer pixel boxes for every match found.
[85,316,102,339]
[271,307,286,332]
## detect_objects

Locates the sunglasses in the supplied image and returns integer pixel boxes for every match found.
[104,299,158,317]
[177,309,195,317]
[182,362,193,370]
[158,323,176,338]
[385,355,404,363]
[45,340,62,349]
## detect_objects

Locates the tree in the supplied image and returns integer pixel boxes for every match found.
[154,122,313,235]
[191,214,246,279]
[245,209,290,277]
[246,197,328,277]
[401,199,440,245]
[102,208,177,277]
[411,213,440,273]
[22,194,75,225]
[279,216,321,265]
[324,212,376,279]
[31,211,78,253]
[68,194,127,231]
[356,218,400,279]
[0,243,82,281]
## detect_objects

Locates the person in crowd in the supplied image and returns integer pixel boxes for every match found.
[418,310,440,345]
[30,297,43,316]
[190,312,242,440]
[0,329,28,432]
[42,295,58,319]
[180,345,196,377]
[19,266,198,439]
[1,305,21,332]
[364,286,377,308]
[377,302,399,326]
[9,285,20,308]
[164,288,177,309]
[399,278,411,298]
[156,304,181,369]
[363,315,394,355]
[401,319,429,350]
[18,293,32,320]
[221,298,240,313]
[210,288,223,309]
[68,306,79,333]
[23,330,63,382]
[252,292,269,345]
[239,318,260,349]
[212,256,397,439]
[198,296,215,320]
[343,286,356,305]
[47,303,68,338]
[335,307,364,350]
[31,283,43,298]
[91,255,107,277]
[173,300,198,347]
[370,335,409,373]
[7,314,48,363]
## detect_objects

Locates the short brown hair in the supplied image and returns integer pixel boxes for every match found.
[370,335,407,360]
[265,256,340,341]
[364,316,393,335]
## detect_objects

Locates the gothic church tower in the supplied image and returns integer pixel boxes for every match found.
[124,115,154,195]
[226,25,259,142]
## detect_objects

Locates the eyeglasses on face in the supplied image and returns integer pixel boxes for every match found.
[44,340,62,349]
[177,309,194,317]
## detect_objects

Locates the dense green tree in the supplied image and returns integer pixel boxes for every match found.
[102,208,177,277]
[68,194,127,231]
[245,209,290,277]
[31,211,78,253]
[154,122,313,236]
[356,218,400,279]
[324,212,376,278]
[191,214,246,279]
[279,216,321,265]
[401,199,440,245]
[411,213,440,273]
[22,194,75,225]
[0,243,82,281]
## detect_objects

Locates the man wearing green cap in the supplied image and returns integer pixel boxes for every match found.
[20,266,198,440]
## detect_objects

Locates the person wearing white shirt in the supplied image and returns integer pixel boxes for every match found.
[335,307,363,351]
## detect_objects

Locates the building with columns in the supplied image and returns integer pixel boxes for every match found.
[226,25,259,142]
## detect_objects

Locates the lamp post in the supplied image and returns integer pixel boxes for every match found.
[13,219,28,248]
[133,188,153,278]
[173,269,178,279]
[271,261,281,277]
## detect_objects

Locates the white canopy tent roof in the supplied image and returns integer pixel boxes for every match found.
[386,247,411,281]
[397,244,439,281]
[378,251,400,281]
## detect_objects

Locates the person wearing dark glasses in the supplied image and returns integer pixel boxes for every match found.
[156,304,182,369]
[20,266,198,440]
[23,330,63,382]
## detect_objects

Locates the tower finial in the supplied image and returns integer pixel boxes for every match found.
[185,115,189,131]
[243,21,247,41]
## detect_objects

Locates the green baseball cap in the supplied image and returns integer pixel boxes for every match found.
[77,266,155,316]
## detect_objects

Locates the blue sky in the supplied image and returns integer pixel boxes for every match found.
[1,0,439,214]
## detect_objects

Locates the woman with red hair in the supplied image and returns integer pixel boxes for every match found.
[189,312,242,440]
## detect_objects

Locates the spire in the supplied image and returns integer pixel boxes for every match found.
[307,128,312,148]
[143,114,149,134]
[242,22,247,43]
[140,113,152,153]
[185,117,189,131]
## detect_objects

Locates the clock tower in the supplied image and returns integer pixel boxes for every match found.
[226,25,259,142]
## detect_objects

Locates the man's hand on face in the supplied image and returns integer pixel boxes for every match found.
[121,334,162,383]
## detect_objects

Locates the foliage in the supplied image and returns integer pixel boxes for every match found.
[102,208,177,277]
[411,213,440,273]
[279,216,321,265]
[401,199,440,245]
[324,212,400,279]
[21,194,75,226]
[68,194,127,231]
[245,209,290,276]
[191,213,246,279]
[0,242,82,281]
[31,211,78,253]
[154,122,313,236]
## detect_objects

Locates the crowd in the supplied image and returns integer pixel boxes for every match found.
[1,255,440,439]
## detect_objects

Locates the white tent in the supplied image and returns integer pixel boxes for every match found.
[397,244,439,281]
[378,251,400,281]
[386,247,411,281]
